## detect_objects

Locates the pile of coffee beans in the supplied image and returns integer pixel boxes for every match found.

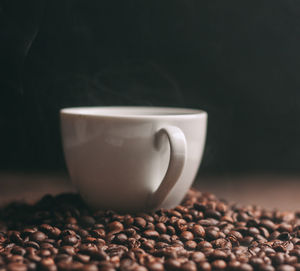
[0,189,300,271]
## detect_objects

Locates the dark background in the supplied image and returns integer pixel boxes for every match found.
[1,0,300,174]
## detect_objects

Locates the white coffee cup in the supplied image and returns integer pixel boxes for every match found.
[60,106,207,212]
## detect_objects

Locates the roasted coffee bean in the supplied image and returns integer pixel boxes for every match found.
[59,246,75,255]
[155,223,167,234]
[2,189,300,270]
[181,261,197,271]
[147,261,164,271]
[143,230,159,239]
[193,224,205,237]
[180,231,194,241]
[277,265,296,271]
[108,221,124,234]
[30,231,47,242]
[164,258,181,270]
[134,217,147,229]
[7,263,27,271]
[197,241,213,250]
[211,259,227,270]
[61,235,78,246]
[239,263,253,271]
[185,240,197,250]
[260,220,276,232]
[206,229,219,240]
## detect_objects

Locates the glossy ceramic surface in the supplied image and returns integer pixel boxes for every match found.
[60,106,207,212]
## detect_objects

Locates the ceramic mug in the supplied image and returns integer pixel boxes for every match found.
[60,106,207,212]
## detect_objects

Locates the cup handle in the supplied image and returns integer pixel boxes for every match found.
[147,125,187,210]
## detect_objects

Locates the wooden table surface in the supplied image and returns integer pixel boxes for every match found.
[0,172,299,211]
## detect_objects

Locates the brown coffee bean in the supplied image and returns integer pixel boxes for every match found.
[54,253,72,263]
[249,257,264,267]
[180,231,194,241]
[211,259,226,270]
[198,262,211,271]
[147,262,164,271]
[61,235,78,246]
[185,240,197,250]
[73,253,90,263]
[206,229,219,240]
[7,263,27,271]
[91,228,106,239]
[260,220,276,232]
[143,230,159,239]
[239,263,253,271]
[190,251,206,262]
[158,234,171,244]
[155,223,167,234]
[193,224,205,237]
[164,259,181,270]
[39,249,51,257]
[277,265,296,271]
[108,221,124,234]
[181,261,197,271]
[133,266,147,271]
[271,252,285,265]
[134,217,147,229]
[211,249,228,260]
[3,188,300,271]
[30,231,47,242]
[259,265,275,271]
[197,241,213,250]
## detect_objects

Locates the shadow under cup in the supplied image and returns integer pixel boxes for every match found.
[60,106,207,213]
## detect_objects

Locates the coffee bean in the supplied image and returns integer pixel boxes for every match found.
[271,252,285,265]
[143,230,159,239]
[30,231,47,242]
[239,263,253,271]
[181,261,197,271]
[155,223,167,234]
[7,263,27,271]
[54,253,72,263]
[210,249,228,260]
[108,221,124,234]
[180,231,194,242]
[197,241,213,250]
[206,229,219,240]
[191,251,206,262]
[147,262,164,271]
[260,220,276,232]
[61,235,78,246]
[59,246,76,255]
[185,240,197,250]
[277,265,296,271]
[164,259,181,270]
[39,249,51,257]
[2,189,300,271]
[193,224,205,237]
[134,217,147,229]
[259,265,275,271]
[211,259,226,270]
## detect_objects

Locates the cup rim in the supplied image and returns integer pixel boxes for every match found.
[60,106,207,119]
